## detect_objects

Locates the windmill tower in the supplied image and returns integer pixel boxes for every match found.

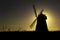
[30,4,48,32]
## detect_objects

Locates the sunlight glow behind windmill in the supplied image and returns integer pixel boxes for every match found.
[29,4,49,32]
[29,4,55,31]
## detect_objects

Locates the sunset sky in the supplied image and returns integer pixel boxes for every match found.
[0,0,60,31]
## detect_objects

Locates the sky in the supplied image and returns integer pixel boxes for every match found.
[0,0,60,31]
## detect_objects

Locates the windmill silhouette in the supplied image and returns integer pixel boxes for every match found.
[30,5,48,32]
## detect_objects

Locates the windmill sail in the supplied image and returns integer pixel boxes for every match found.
[33,5,37,18]
[30,18,37,28]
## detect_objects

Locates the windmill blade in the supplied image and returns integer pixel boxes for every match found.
[39,9,44,14]
[30,18,37,28]
[33,4,37,18]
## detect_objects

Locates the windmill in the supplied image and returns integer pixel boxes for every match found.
[30,4,48,32]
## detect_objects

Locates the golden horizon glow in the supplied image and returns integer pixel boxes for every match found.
[29,10,60,31]
[43,10,60,31]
